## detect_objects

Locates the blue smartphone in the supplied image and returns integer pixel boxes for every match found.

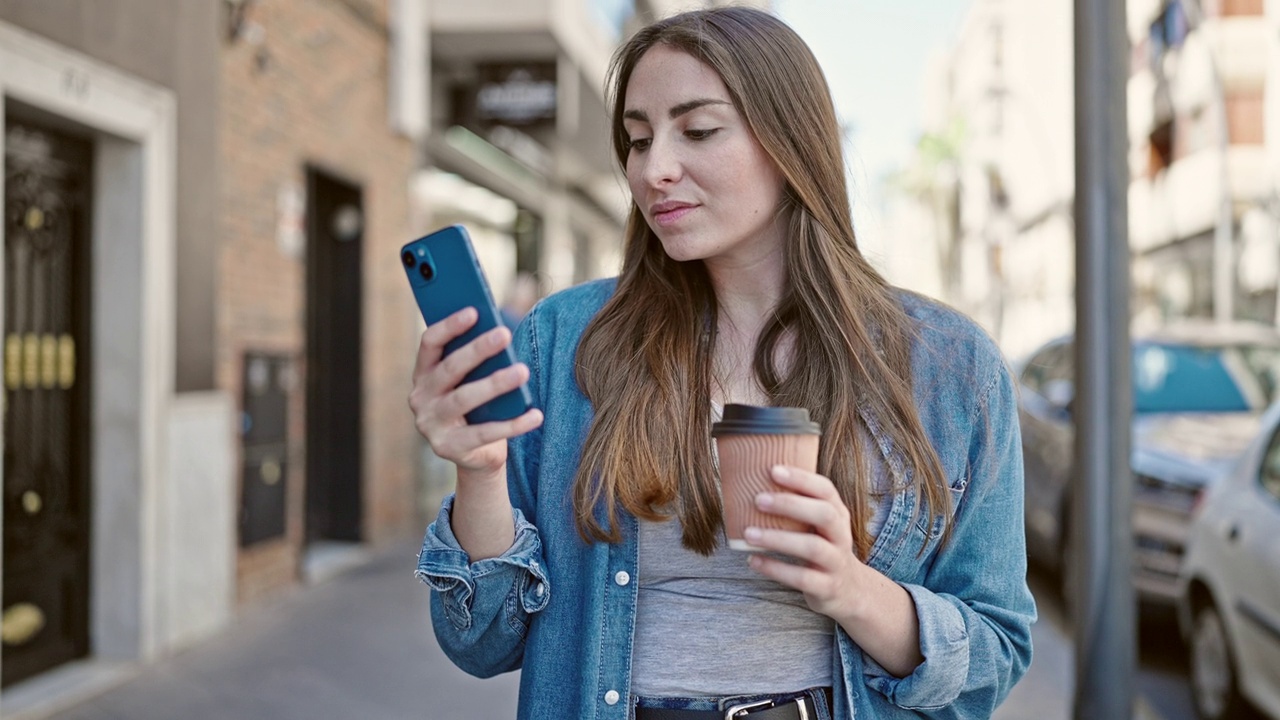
[401,225,533,424]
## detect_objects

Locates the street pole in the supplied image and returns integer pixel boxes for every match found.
[1073,0,1135,717]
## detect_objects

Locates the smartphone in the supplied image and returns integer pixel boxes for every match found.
[401,225,533,424]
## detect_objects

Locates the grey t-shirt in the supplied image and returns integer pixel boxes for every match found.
[631,419,893,697]
[631,515,835,697]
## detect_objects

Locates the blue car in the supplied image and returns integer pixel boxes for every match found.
[1016,322,1280,606]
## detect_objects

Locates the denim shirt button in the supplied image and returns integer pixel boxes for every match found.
[534,582,545,597]
[614,571,631,586]
[604,690,620,705]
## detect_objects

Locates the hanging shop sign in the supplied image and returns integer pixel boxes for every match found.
[473,62,557,128]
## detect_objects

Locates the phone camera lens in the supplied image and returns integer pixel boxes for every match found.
[419,262,434,281]
[402,251,416,268]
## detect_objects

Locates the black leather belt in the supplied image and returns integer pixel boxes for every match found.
[634,688,830,720]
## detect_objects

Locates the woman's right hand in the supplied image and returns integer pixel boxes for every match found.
[408,307,544,478]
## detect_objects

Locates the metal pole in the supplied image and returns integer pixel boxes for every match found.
[1073,0,1135,717]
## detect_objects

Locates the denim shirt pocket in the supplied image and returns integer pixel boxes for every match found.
[913,482,968,543]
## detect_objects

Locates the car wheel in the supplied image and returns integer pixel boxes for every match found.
[1190,600,1250,720]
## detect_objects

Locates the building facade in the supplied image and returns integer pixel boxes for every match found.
[0,1,230,714]
[0,0,429,713]
[890,0,1075,360]
[1127,0,1272,328]
[894,0,1280,362]
[219,0,424,607]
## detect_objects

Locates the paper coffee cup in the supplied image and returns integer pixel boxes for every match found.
[712,404,822,551]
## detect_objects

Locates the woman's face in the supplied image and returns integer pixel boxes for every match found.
[622,45,787,268]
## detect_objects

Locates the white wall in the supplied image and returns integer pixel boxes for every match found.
[911,0,1076,353]
[162,394,234,652]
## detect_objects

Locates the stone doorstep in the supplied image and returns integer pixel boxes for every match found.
[301,540,373,586]
[1134,696,1162,720]
[2,659,137,720]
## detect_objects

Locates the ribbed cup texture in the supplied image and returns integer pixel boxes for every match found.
[715,433,821,548]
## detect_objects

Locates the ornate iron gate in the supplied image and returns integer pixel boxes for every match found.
[1,116,92,688]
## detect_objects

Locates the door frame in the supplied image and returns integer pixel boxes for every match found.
[0,20,176,679]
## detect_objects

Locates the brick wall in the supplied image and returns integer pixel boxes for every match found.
[220,0,423,605]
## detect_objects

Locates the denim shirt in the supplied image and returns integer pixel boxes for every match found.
[417,278,1036,719]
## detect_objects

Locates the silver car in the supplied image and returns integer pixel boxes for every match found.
[1017,323,1280,606]
[1178,399,1280,720]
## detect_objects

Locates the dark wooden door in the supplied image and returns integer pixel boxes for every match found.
[305,169,363,543]
[2,116,92,688]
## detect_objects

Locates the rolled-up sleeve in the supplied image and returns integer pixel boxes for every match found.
[860,363,1036,716]
[416,494,550,678]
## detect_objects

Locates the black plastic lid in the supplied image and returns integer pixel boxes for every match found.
[711,404,821,436]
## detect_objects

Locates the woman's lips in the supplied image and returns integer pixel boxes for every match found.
[653,204,696,226]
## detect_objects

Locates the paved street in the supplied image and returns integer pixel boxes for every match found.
[37,541,1201,720]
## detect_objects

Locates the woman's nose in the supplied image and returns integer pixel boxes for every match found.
[641,137,681,187]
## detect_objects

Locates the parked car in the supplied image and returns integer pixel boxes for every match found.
[1016,322,1280,606]
[1178,399,1280,720]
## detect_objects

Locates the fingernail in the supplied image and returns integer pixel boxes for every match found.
[744,527,761,541]
[756,493,773,508]
[772,465,790,481]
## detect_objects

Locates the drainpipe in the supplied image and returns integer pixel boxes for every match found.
[1182,0,1235,323]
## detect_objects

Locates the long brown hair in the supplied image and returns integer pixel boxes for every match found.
[573,7,951,557]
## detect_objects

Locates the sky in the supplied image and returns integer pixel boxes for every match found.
[772,0,973,232]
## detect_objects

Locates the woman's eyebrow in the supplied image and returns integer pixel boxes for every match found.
[622,98,731,123]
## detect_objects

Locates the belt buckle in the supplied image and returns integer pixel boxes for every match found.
[723,696,810,720]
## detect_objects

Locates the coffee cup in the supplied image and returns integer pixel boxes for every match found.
[712,404,822,551]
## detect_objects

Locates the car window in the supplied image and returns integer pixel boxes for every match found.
[1133,343,1280,413]
[1237,345,1280,407]
[1022,343,1072,396]
[1254,420,1280,499]
[1263,427,1280,502]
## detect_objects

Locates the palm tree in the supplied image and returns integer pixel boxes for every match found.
[889,116,967,304]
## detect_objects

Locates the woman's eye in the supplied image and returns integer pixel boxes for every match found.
[686,128,719,141]
[627,137,652,152]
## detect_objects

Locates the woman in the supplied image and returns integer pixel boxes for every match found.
[410,7,1035,719]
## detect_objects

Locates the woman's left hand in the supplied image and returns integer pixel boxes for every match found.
[747,464,926,676]
[743,465,869,621]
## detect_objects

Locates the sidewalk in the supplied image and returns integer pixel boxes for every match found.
[39,540,521,720]
[994,570,1194,720]
[26,542,1189,720]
